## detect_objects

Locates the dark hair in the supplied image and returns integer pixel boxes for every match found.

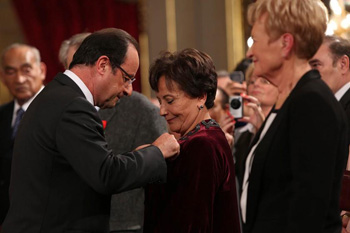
[217,87,229,109]
[69,28,139,70]
[324,35,350,68]
[149,48,217,109]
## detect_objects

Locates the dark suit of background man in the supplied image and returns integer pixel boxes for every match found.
[0,44,46,229]
[309,35,350,232]
[2,28,180,233]
[59,32,168,233]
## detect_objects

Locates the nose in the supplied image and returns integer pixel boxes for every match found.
[246,47,253,58]
[252,80,259,87]
[159,104,167,117]
[15,73,27,83]
[123,84,133,97]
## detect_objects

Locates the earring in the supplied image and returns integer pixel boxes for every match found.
[198,105,204,110]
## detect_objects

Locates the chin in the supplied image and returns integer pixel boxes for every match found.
[168,126,180,135]
[100,102,115,109]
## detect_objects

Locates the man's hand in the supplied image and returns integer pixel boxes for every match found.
[224,132,234,148]
[152,133,180,159]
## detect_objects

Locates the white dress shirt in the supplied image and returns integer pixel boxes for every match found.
[335,82,350,101]
[240,112,277,223]
[64,70,94,106]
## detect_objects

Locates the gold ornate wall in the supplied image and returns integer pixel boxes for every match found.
[0,0,25,105]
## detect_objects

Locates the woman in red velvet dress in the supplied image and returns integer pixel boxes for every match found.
[144,48,241,233]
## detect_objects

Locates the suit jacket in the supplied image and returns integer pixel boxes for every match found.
[339,88,350,146]
[0,101,14,224]
[98,91,167,232]
[2,73,167,233]
[243,70,348,233]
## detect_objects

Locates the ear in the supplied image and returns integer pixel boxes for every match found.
[96,56,110,75]
[280,33,294,58]
[39,62,47,81]
[339,55,350,75]
[198,93,207,107]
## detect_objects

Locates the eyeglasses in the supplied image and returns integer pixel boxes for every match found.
[248,77,271,86]
[116,64,136,86]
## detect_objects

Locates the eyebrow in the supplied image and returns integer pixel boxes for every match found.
[4,66,15,70]
[4,63,33,70]
[162,94,175,99]
[308,59,320,65]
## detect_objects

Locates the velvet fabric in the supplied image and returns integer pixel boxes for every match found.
[144,119,241,233]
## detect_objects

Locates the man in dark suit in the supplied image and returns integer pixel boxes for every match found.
[310,35,350,166]
[2,28,179,233]
[309,35,350,232]
[59,32,168,233]
[0,44,46,227]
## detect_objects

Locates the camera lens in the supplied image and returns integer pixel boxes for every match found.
[230,99,241,109]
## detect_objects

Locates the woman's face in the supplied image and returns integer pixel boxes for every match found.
[247,75,279,107]
[156,76,203,136]
[246,13,283,84]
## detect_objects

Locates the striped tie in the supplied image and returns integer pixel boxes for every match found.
[12,108,25,139]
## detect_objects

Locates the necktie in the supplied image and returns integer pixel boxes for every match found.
[12,108,25,139]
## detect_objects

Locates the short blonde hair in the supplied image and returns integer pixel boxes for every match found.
[248,0,328,59]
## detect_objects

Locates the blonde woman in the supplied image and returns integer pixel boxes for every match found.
[240,0,348,232]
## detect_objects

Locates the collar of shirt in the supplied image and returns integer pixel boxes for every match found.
[335,82,350,101]
[12,85,44,127]
[64,70,94,106]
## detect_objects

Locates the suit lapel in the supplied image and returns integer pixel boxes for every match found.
[339,88,350,109]
[245,105,285,228]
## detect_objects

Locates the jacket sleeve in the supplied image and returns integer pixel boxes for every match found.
[286,90,347,232]
[55,97,167,195]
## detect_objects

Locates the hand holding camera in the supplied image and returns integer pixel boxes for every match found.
[227,71,247,119]
[237,94,265,131]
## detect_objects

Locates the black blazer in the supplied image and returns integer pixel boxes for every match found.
[339,88,350,146]
[0,101,14,224]
[2,73,167,233]
[243,70,348,233]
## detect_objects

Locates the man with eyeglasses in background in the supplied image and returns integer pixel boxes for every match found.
[58,32,167,233]
[2,28,180,233]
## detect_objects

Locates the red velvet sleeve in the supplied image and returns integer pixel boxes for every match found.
[144,129,241,233]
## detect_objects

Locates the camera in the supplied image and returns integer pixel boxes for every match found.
[229,95,243,119]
